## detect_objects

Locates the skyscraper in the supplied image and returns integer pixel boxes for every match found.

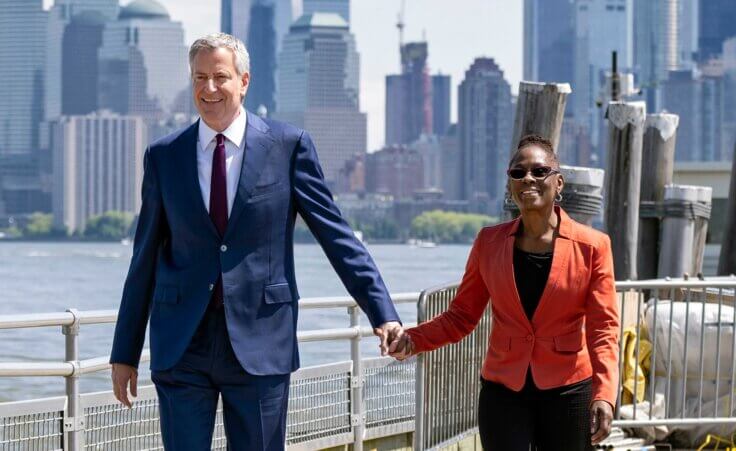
[634,0,678,110]
[61,11,107,115]
[303,0,349,23]
[276,13,366,187]
[573,0,633,151]
[698,0,736,62]
[51,112,146,233]
[662,65,729,162]
[0,0,47,154]
[246,2,277,114]
[97,0,189,118]
[458,58,513,212]
[523,0,575,87]
[431,74,451,136]
[221,0,296,115]
[385,42,432,146]
[45,0,118,122]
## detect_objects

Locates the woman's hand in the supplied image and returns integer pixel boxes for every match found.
[590,400,613,444]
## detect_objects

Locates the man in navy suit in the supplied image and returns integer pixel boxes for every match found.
[110,33,403,450]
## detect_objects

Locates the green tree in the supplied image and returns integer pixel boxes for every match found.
[84,211,134,240]
[410,210,497,243]
[24,213,55,237]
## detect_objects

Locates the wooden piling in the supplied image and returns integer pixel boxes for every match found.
[718,141,736,275]
[658,184,712,278]
[509,82,571,154]
[638,113,678,280]
[604,101,646,281]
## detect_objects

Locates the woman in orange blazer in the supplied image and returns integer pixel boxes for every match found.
[390,135,620,450]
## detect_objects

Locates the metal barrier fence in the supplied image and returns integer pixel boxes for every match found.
[414,277,736,450]
[0,294,419,451]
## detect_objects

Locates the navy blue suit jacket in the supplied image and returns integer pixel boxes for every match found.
[110,111,400,374]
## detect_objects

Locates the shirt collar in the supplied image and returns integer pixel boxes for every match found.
[198,106,247,150]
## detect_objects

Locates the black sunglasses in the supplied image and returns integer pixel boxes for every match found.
[506,166,559,180]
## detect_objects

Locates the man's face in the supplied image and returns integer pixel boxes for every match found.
[191,47,250,132]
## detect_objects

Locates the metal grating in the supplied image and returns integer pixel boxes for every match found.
[364,358,415,428]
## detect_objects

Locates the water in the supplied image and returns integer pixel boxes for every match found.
[0,241,471,401]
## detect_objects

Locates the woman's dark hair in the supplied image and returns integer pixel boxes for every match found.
[509,134,559,169]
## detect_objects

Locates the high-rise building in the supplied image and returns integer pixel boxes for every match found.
[458,58,513,212]
[432,74,451,136]
[51,112,146,233]
[440,125,462,200]
[45,0,118,122]
[97,0,189,118]
[365,145,424,199]
[245,2,277,115]
[678,0,698,66]
[61,11,107,115]
[523,0,575,88]
[221,0,296,115]
[662,65,729,162]
[303,0,349,23]
[0,0,47,155]
[573,0,633,161]
[634,0,678,110]
[698,0,736,62]
[276,13,366,187]
[385,42,432,145]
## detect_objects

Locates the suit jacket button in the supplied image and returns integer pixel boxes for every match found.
[208,284,214,291]
[220,245,228,252]
[526,335,533,342]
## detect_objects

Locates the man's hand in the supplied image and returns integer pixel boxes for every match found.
[590,400,613,445]
[373,321,403,356]
[388,332,414,360]
[111,363,138,409]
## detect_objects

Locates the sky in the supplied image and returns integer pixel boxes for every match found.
[43,0,523,151]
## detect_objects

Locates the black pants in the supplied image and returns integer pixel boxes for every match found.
[478,373,593,451]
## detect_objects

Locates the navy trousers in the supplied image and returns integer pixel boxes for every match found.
[151,307,290,450]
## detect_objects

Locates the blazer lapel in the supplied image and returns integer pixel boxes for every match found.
[178,120,220,238]
[224,111,276,240]
[502,218,535,332]
[530,207,574,324]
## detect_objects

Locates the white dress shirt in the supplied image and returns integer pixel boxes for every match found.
[197,107,247,216]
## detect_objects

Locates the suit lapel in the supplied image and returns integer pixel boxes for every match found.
[224,112,276,240]
[179,120,220,238]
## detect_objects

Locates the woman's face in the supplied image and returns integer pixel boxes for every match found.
[507,146,564,213]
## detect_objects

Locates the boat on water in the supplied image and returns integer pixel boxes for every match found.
[407,238,437,248]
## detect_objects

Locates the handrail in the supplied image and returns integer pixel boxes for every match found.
[0,292,422,330]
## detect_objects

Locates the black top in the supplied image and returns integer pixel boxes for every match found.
[513,247,553,321]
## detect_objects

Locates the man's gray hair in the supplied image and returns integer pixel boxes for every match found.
[189,33,250,76]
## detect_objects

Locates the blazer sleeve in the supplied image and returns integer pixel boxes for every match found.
[585,233,620,408]
[406,231,490,352]
[110,148,167,368]
[292,131,400,328]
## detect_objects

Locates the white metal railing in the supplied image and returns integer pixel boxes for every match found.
[0,293,420,451]
[414,277,736,450]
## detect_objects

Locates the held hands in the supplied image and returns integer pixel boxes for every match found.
[111,363,138,409]
[373,321,416,360]
[373,321,403,356]
[388,332,414,360]
[590,400,613,445]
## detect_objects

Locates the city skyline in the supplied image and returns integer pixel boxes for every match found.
[42,0,524,152]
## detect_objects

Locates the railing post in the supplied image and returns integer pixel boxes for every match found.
[62,309,83,451]
[349,306,364,451]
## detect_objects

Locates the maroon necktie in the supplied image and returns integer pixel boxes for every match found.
[209,133,228,308]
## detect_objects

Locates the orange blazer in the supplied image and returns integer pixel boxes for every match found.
[407,207,620,407]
